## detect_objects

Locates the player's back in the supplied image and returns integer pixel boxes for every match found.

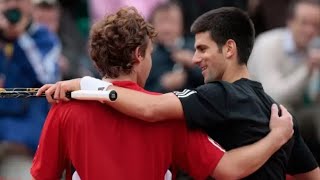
[57,81,186,180]
[197,78,294,179]
[227,78,294,179]
[32,81,225,180]
[60,99,178,180]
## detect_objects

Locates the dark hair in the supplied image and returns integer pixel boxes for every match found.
[89,7,157,78]
[287,0,320,20]
[191,7,255,65]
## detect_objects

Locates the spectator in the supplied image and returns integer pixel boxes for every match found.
[145,1,203,93]
[0,0,60,178]
[248,0,293,36]
[248,0,320,163]
[33,0,98,80]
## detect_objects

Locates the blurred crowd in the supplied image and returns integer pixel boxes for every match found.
[0,0,319,179]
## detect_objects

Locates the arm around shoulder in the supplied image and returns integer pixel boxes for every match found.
[79,76,184,122]
[105,86,184,122]
[211,104,294,179]
[211,130,289,179]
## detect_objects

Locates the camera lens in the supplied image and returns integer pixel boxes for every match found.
[3,8,22,25]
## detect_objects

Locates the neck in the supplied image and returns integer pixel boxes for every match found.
[103,73,138,84]
[222,63,249,83]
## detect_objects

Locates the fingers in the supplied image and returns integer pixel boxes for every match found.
[36,84,52,96]
[58,83,70,101]
[45,84,57,103]
[53,82,61,100]
[280,105,293,127]
[270,104,279,118]
[39,81,73,103]
[279,105,290,119]
[269,104,294,144]
[279,104,288,115]
[37,84,57,104]
[52,82,70,102]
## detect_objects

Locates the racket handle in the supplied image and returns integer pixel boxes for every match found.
[70,90,118,102]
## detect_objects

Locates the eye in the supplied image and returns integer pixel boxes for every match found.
[198,47,206,52]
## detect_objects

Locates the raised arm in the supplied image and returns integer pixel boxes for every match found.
[212,104,294,179]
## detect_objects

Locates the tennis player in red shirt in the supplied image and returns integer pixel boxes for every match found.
[32,7,294,180]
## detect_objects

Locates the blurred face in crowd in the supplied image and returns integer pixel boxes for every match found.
[288,2,320,49]
[33,5,60,32]
[152,5,183,48]
[193,31,227,83]
[0,0,32,20]
[136,39,153,87]
[0,0,33,38]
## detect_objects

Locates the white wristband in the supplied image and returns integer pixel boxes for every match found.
[80,76,112,91]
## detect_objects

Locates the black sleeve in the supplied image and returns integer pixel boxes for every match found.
[173,83,228,130]
[287,122,319,174]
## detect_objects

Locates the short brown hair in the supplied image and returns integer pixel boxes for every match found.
[89,7,157,78]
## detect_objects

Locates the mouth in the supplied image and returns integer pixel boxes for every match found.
[201,66,207,72]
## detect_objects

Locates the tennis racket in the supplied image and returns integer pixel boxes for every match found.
[0,88,117,101]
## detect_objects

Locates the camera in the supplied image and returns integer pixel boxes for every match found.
[3,8,22,25]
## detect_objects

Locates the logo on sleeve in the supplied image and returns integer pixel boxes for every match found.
[173,89,197,98]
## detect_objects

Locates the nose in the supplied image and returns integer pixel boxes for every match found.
[192,53,201,65]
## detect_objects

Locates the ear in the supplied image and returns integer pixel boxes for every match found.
[134,46,143,64]
[223,39,236,59]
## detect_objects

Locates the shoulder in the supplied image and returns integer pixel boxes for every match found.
[50,100,105,116]
[198,80,257,100]
[191,81,231,104]
[174,81,233,101]
[196,81,231,94]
